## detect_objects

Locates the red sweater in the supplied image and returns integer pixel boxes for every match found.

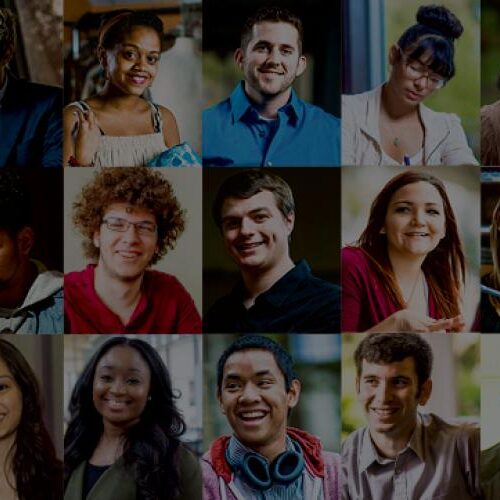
[342,247,438,332]
[64,264,201,334]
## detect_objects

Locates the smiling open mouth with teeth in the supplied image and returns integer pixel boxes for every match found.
[370,407,399,417]
[238,410,268,421]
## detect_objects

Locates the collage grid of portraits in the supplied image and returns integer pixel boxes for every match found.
[1,0,500,499]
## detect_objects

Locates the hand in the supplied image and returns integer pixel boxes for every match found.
[73,109,101,166]
[369,309,462,333]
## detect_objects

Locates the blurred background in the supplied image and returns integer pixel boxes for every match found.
[203,168,340,315]
[342,0,480,158]
[203,334,341,454]
[481,335,500,450]
[64,334,203,454]
[342,333,480,441]
[0,0,62,85]
[64,167,202,313]
[203,0,341,117]
[63,0,201,152]
[342,165,480,330]
[481,0,500,106]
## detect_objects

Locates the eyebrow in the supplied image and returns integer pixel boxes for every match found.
[121,43,160,54]
[392,200,441,206]
[224,369,274,380]
[98,365,142,373]
[222,207,272,221]
[0,375,13,380]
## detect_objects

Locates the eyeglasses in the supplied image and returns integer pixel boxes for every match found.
[101,217,157,235]
[398,48,447,89]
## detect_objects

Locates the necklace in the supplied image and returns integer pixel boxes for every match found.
[403,270,422,305]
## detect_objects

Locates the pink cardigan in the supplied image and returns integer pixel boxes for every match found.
[341,246,438,332]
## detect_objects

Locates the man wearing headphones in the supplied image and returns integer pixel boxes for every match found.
[202,335,340,499]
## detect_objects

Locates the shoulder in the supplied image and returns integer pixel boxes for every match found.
[423,413,479,442]
[342,246,368,267]
[203,97,232,120]
[303,272,340,299]
[300,100,340,127]
[64,266,94,294]
[156,104,178,126]
[177,445,202,500]
[342,88,375,111]
[17,79,61,100]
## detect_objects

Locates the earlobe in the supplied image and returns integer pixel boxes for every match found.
[93,231,101,249]
[234,48,244,69]
[418,379,432,406]
[17,227,34,255]
[296,55,307,77]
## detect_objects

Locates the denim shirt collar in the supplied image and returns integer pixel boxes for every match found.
[230,81,301,125]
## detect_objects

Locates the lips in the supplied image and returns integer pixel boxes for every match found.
[404,232,429,237]
[104,399,130,410]
[405,90,423,101]
[116,250,142,259]
[127,73,149,85]
[237,409,269,425]
[370,407,399,419]
[237,241,264,251]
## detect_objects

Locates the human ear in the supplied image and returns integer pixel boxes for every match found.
[388,44,400,66]
[287,379,301,410]
[296,55,307,77]
[417,379,432,406]
[93,230,101,249]
[216,390,226,414]
[16,227,34,255]
[234,48,244,70]
[97,45,108,72]
[285,211,295,235]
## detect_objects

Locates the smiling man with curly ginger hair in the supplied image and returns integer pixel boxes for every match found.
[64,167,201,333]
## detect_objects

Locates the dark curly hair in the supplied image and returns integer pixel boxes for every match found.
[0,8,16,61]
[0,339,63,500]
[354,332,433,394]
[98,10,164,50]
[72,167,185,265]
[64,337,187,500]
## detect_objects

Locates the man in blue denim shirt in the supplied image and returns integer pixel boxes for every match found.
[203,6,340,167]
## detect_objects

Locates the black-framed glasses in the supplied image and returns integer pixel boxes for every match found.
[102,217,157,235]
[398,47,447,89]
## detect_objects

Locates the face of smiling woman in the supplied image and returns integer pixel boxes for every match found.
[383,181,446,261]
[93,345,151,429]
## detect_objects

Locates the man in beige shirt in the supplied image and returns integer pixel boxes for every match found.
[342,332,481,500]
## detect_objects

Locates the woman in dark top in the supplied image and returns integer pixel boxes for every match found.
[64,337,201,500]
[0,339,62,500]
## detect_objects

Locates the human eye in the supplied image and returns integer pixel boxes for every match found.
[122,49,137,60]
[363,377,378,386]
[105,217,127,231]
[137,221,156,234]
[393,377,409,388]
[258,379,273,388]
[223,219,240,231]
[147,54,159,65]
[395,206,411,214]
[253,43,268,53]
[99,374,113,383]
[0,384,9,391]
[281,47,294,56]
[427,208,440,216]
[127,378,141,385]
[224,381,241,391]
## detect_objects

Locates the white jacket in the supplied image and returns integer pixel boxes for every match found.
[342,85,478,166]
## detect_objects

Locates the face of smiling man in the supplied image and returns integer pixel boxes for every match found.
[220,190,294,273]
[235,21,306,104]
[93,202,159,282]
[356,357,432,446]
[218,348,300,460]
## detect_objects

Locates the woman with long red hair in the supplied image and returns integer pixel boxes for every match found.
[342,170,466,333]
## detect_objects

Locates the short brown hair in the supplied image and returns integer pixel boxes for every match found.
[212,170,295,230]
[72,168,184,265]
[354,332,433,393]
[0,8,16,62]
[240,6,304,52]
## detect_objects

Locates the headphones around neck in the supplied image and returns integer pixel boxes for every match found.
[227,444,305,491]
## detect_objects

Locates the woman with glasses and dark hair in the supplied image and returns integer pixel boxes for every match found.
[342,170,468,332]
[0,339,63,500]
[64,337,201,500]
[342,5,478,166]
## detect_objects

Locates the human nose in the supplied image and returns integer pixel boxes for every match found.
[122,222,142,241]
[373,381,392,403]
[412,209,426,225]
[239,383,260,403]
[413,74,429,90]
[239,217,255,236]
[110,379,126,395]
[265,46,281,65]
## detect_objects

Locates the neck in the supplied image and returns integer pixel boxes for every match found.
[98,83,144,108]
[388,248,425,287]
[240,434,288,463]
[381,82,418,120]
[0,260,36,309]
[244,82,292,119]
[241,256,294,308]
[94,264,143,320]
[369,419,417,459]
